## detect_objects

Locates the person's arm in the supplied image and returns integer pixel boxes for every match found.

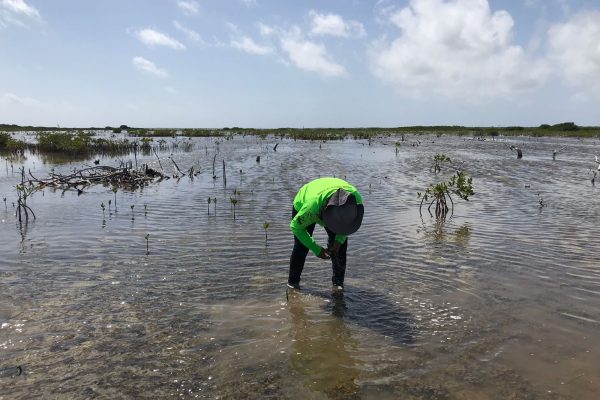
[353,190,363,205]
[290,207,322,256]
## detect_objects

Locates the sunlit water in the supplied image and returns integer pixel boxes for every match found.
[1,134,599,399]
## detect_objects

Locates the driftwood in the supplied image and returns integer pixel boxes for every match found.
[28,165,168,192]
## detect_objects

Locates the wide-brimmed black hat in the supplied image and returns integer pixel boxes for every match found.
[322,189,364,235]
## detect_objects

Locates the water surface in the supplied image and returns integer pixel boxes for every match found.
[1,134,599,399]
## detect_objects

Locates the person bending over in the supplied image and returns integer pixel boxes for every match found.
[288,177,364,291]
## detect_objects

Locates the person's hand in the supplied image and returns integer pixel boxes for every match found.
[317,248,331,260]
[329,241,341,254]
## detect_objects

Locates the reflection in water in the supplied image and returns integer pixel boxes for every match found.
[287,287,415,399]
[417,220,470,244]
[454,223,470,247]
[288,290,361,399]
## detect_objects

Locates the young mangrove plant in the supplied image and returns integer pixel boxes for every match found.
[263,222,269,246]
[207,197,211,215]
[418,171,474,220]
[130,204,135,220]
[230,197,238,220]
[145,233,150,255]
[431,154,451,174]
[112,186,118,212]
[3,197,6,212]
[552,146,566,160]
[509,145,523,159]
[15,167,36,224]
[101,202,105,218]
[144,204,147,216]
[212,154,217,180]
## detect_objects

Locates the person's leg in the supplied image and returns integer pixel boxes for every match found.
[288,207,315,286]
[326,228,348,287]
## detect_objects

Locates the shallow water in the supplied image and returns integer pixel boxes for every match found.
[1,134,599,399]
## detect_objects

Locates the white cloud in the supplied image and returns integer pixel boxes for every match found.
[280,37,346,77]
[177,0,199,16]
[309,11,365,38]
[173,20,201,42]
[231,36,272,55]
[225,22,240,34]
[240,0,257,7]
[0,0,40,28]
[132,56,168,77]
[258,22,274,36]
[135,28,186,50]
[0,91,43,107]
[1,0,38,17]
[370,0,548,98]
[548,11,600,89]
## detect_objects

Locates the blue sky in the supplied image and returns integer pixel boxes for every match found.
[1,0,599,128]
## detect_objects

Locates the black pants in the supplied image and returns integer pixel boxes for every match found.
[288,207,348,286]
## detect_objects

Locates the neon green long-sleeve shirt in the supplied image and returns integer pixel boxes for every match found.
[290,177,363,256]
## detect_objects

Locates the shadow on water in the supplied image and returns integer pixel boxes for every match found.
[328,288,416,345]
[287,287,415,399]
[289,287,416,346]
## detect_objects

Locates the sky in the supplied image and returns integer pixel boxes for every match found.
[1,0,599,128]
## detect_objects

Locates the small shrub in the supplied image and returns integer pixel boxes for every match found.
[418,171,474,220]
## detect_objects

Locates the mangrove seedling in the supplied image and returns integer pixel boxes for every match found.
[212,154,217,180]
[145,233,150,255]
[207,197,211,215]
[509,145,523,159]
[15,167,35,224]
[418,171,474,220]
[538,194,545,208]
[431,154,451,174]
[112,186,118,211]
[144,204,147,216]
[130,204,135,220]
[101,202,105,218]
[263,222,269,246]
[552,146,566,160]
[230,197,238,220]
[3,197,6,212]
[213,197,217,215]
